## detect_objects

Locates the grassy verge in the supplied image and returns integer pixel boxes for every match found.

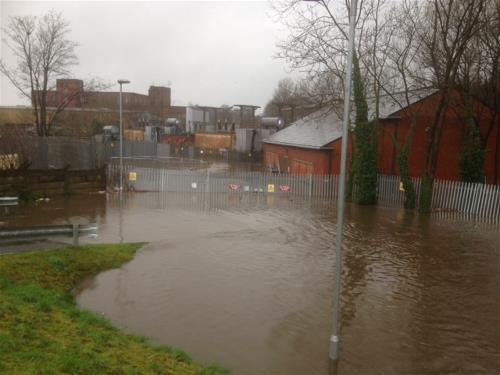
[0,243,228,375]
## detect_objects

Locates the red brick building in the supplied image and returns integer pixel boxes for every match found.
[40,79,187,126]
[263,108,352,175]
[263,91,500,184]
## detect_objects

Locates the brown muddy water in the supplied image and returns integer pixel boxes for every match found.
[2,192,499,374]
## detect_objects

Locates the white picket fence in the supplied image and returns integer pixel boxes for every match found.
[107,161,500,223]
[376,175,421,206]
[431,179,500,221]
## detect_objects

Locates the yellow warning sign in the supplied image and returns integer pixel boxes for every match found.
[267,184,275,193]
[129,172,137,181]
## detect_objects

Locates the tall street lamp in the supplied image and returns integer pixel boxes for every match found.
[300,0,358,364]
[302,0,358,363]
[117,79,130,194]
[330,0,358,363]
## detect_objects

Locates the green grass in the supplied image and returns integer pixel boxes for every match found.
[0,244,228,375]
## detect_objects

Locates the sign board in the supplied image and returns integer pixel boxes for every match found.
[128,172,137,181]
[267,184,275,193]
[279,185,291,192]
[399,181,405,192]
[229,184,240,191]
[191,182,197,189]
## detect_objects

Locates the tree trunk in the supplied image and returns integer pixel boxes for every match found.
[399,116,417,209]
[419,172,434,214]
[419,90,451,212]
[459,92,485,183]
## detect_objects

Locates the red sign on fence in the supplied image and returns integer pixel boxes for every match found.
[279,185,291,192]
[228,184,240,191]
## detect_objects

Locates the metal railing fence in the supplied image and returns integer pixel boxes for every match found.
[0,223,98,247]
[107,162,500,223]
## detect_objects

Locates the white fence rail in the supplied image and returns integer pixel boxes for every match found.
[107,162,500,223]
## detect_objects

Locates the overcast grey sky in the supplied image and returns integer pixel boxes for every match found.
[0,0,296,111]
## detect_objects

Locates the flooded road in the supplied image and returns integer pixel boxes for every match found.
[2,192,499,374]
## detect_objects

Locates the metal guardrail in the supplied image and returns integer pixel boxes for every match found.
[0,224,98,247]
[0,197,19,206]
[1,197,19,215]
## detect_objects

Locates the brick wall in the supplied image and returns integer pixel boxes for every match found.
[263,138,352,175]
[263,143,332,174]
[378,92,500,184]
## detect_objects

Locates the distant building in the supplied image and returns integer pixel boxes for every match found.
[263,90,500,184]
[36,78,187,130]
[6,78,264,140]
[186,105,263,134]
[186,106,212,133]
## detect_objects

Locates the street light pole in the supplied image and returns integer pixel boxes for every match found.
[330,0,358,362]
[117,79,130,195]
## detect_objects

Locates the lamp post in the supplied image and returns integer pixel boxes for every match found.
[330,0,358,363]
[117,79,130,194]
[302,0,358,363]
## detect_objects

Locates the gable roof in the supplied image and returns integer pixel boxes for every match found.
[263,89,436,149]
[263,108,343,149]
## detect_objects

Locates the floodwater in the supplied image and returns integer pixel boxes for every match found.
[2,192,499,374]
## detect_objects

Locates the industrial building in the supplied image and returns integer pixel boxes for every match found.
[3,77,284,157]
[36,79,187,128]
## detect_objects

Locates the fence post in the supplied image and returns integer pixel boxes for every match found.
[206,169,210,194]
[309,174,313,200]
[72,224,79,247]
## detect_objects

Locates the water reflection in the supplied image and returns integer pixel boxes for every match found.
[0,193,107,227]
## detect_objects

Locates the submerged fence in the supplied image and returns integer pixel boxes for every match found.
[107,161,500,223]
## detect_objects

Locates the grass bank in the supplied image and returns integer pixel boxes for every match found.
[0,243,228,375]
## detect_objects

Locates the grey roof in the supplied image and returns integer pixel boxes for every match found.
[264,89,436,149]
[264,108,343,149]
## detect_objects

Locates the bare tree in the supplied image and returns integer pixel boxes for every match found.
[364,0,430,208]
[273,0,393,205]
[0,10,105,136]
[273,0,355,109]
[264,77,296,117]
[456,0,500,183]
[263,77,312,123]
[412,0,488,211]
[273,0,395,108]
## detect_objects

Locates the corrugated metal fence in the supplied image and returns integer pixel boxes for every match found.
[18,136,100,170]
[107,162,500,223]
[9,137,175,170]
